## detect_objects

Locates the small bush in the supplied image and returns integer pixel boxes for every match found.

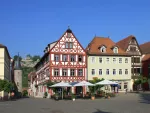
[44,92,48,98]
[22,90,28,96]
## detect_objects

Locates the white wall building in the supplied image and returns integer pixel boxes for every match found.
[86,37,132,91]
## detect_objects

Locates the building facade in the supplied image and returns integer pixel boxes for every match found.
[140,42,150,90]
[33,28,87,97]
[0,44,11,99]
[86,37,132,91]
[116,35,142,90]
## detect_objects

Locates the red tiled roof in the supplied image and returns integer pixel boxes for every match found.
[116,35,135,51]
[142,54,150,61]
[140,42,150,54]
[86,37,127,55]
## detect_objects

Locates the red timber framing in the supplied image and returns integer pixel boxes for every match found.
[49,28,87,82]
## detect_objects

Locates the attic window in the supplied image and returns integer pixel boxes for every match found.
[113,47,118,53]
[67,33,71,38]
[100,46,106,53]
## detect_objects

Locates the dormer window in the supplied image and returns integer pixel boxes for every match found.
[100,46,106,53]
[113,47,118,53]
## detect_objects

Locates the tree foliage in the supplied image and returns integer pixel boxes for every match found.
[13,55,22,61]
[32,55,41,62]
[0,79,14,93]
[88,78,104,93]
[134,76,148,85]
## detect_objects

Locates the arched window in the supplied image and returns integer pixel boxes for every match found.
[113,47,118,53]
[100,46,106,53]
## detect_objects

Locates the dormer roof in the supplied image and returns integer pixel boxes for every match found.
[86,37,127,55]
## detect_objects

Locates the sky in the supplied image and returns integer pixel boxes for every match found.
[0,0,150,58]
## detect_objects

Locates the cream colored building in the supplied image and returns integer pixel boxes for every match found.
[86,37,132,91]
[0,44,11,99]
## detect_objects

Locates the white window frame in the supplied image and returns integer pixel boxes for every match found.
[113,47,118,53]
[113,58,116,63]
[113,69,116,75]
[106,69,109,75]
[91,57,95,63]
[125,58,128,63]
[91,69,95,75]
[119,58,122,63]
[125,69,128,75]
[119,69,122,75]
[99,69,102,75]
[106,58,109,63]
[100,46,106,53]
[99,57,102,63]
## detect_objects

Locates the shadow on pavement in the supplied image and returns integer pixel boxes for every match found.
[93,109,112,113]
[139,93,150,104]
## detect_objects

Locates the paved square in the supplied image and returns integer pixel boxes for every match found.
[0,93,150,113]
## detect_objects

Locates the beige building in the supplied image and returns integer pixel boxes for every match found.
[0,44,11,99]
[86,37,132,91]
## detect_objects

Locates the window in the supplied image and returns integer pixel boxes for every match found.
[119,58,122,63]
[65,42,73,48]
[100,46,106,53]
[125,58,128,63]
[106,69,109,75]
[70,69,75,76]
[119,69,122,75]
[132,57,140,63]
[91,57,95,63]
[62,69,67,76]
[130,46,136,52]
[70,42,73,48]
[99,57,102,63]
[113,58,116,63]
[54,55,59,62]
[125,69,128,75]
[54,69,59,76]
[124,82,128,89]
[70,55,76,62]
[91,69,95,75]
[99,69,102,75]
[78,69,83,76]
[78,55,83,62]
[113,69,116,75]
[62,55,68,62]
[106,58,109,63]
[65,42,69,48]
[67,33,71,38]
[113,47,118,53]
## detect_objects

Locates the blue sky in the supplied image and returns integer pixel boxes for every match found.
[0,0,150,58]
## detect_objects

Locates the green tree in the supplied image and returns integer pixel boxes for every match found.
[88,78,104,94]
[13,55,22,61]
[32,55,41,62]
[134,76,148,91]
[0,79,14,93]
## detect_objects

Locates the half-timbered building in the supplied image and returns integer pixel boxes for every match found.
[116,35,142,90]
[34,28,87,97]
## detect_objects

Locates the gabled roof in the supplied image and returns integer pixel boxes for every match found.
[116,35,135,51]
[0,44,11,59]
[140,41,150,54]
[86,37,127,55]
[50,28,86,53]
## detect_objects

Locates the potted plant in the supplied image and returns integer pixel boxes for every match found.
[91,93,95,100]
[71,94,75,101]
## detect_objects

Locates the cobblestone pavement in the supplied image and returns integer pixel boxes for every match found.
[0,93,150,113]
